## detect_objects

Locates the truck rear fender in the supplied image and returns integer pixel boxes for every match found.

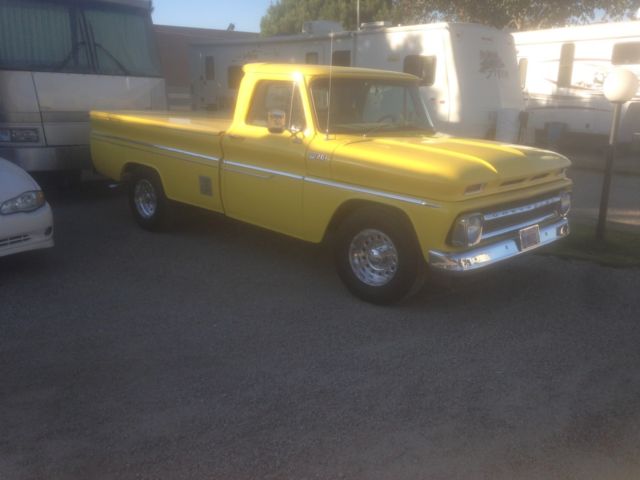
[121,162,164,187]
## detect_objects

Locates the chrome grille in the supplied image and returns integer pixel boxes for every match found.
[0,235,30,248]
[482,193,563,241]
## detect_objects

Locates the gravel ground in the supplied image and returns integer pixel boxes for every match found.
[1,183,639,480]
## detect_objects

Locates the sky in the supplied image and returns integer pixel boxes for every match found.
[152,0,273,33]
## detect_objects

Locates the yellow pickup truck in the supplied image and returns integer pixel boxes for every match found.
[91,63,571,304]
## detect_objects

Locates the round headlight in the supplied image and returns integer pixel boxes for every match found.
[559,192,571,216]
[451,213,484,247]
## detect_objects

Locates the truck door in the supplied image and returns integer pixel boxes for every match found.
[221,79,308,238]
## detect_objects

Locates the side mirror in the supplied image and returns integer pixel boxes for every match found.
[267,109,286,134]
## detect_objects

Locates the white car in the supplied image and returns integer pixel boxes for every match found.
[0,158,54,257]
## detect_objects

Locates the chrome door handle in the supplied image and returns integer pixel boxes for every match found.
[227,134,245,141]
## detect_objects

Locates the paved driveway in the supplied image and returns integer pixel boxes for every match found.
[1,184,639,479]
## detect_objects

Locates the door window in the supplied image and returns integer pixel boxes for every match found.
[246,81,306,131]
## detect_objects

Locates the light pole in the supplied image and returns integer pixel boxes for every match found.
[596,68,639,241]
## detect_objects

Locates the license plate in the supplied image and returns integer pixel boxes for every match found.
[519,224,540,251]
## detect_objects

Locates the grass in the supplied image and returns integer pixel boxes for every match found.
[539,221,640,268]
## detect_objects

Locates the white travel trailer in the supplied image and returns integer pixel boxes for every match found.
[191,22,525,141]
[0,0,166,180]
[513,21,640,147]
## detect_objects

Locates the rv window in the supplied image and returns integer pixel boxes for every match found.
[612,42,640,65]
[306,52,319,64]
[205,56,215,80]
[403,55,436,86]
[246,81,305,131]
[82,3,161,77]
[0,0,91,73]
[228,65,244,89]
[557,43,575,88]
[332,50,351,67]
[518,58,528,89]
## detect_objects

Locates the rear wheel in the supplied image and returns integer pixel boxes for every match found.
[129,170,170,231]
[334,207,424,304]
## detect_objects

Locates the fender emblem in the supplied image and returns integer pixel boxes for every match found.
[308,152,329,162]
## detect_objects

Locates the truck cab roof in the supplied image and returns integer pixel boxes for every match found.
[242,63,418,82]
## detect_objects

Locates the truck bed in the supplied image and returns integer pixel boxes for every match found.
[91,110,232,136]
[91,110,230,214]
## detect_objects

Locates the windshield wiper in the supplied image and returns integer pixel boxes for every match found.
[85,21,132,76]
[54,41,88,72]
[93,42,132,76]
[362,123,395,137]
[363,123,435,137]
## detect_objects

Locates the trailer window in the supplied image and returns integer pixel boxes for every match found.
[612,42,640,65]
[246,81,305,131]
[557,43,575,88]
[518,58,528,89]
[228,65,244,89]
[403,55,436,86]
[305,52,319,64]
[205,56,215,80]
[332,50,351,67]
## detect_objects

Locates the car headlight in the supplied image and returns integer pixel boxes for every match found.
[559,192,571,216]
[451,212,484,247]
[0,128,40,143]
[0,191,46,215]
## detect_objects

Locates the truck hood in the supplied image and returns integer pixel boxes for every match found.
[0,158,40,201]
[331,135,571,201]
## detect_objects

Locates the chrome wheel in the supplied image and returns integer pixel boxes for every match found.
[134,179,157,219]
[348,228,399,287]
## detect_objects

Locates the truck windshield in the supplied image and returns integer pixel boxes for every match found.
[0,0,161,77]
[310,77,434,135]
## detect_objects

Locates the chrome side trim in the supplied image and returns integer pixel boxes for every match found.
[482,212,558,240]
[92,133,437,207]
[91,132,220,163]
[483,195,561,221]
[223,160,304,180]
[305,177,438,207]
[429,218,569,272]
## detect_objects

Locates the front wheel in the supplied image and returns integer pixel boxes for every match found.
[129,170,170,231]
[334,208,424,304]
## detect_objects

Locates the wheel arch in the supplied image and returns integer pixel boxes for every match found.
[323,199,420,247]
[121,162,164,185]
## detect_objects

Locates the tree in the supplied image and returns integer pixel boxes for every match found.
[388,0,638,30]
[260,0,399,35]
[261,0,639,34]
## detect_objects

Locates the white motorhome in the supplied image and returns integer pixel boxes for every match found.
[191,22,525,141]
[0,0,166,179]
[513,21,640,147]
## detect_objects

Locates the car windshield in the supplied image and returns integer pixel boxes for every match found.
[310,77,435,135]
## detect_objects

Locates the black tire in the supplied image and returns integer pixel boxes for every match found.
[334,207,424,305]
[128,169,170,231]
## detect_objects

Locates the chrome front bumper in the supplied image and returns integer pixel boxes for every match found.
[428,217,569,272]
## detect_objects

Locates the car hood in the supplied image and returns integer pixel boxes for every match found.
[331,135,572,201]
[0,158,40,201]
